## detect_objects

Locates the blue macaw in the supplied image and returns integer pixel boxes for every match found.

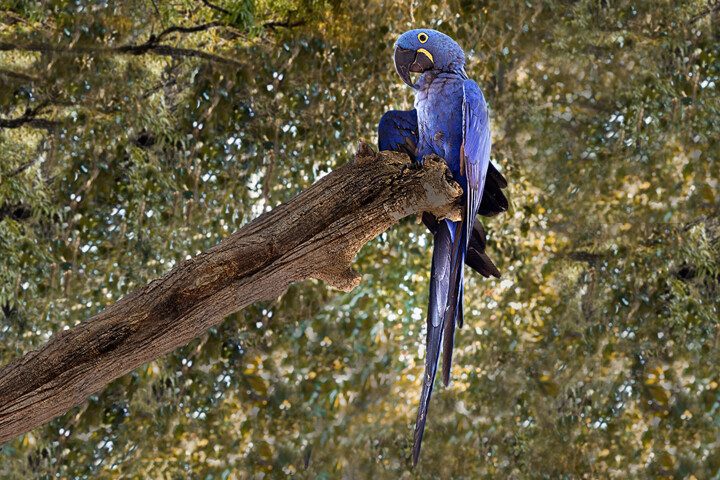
[378,29,508,465]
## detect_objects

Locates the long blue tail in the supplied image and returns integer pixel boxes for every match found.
[412,219,466,465]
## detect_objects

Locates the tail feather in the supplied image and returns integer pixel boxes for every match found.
[413,220,467,465]
[442,221,465,386]
[412,223,452,466]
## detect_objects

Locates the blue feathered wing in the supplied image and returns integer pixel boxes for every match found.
[461,80,492,250]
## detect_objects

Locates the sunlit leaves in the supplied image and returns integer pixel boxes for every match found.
[1,0,719,478]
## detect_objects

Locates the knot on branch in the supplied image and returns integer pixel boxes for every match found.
[412,154,464,222]
[354,140,378,164]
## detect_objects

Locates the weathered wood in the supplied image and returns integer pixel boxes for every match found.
[0,142,463,445]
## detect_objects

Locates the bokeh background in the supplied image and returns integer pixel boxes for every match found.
[1,0,718,478]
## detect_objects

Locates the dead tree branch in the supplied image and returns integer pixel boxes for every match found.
[0,143,463,445]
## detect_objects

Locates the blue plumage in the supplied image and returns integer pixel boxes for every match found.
[378,29,501,466]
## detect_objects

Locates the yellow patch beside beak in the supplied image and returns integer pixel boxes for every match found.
[417,48,434,64]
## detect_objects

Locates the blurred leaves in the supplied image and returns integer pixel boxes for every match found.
[1,0,719,478]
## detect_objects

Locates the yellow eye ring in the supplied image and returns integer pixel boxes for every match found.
[417,32,428,43]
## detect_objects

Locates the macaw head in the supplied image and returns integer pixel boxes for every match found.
[394,29,466,88]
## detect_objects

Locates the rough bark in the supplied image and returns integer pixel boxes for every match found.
[0,142,463,445]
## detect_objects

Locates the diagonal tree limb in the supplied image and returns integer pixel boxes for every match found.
[0,40,243,68]
[0,143,464,445]
[0,14,280,67]
[0,102,57,130]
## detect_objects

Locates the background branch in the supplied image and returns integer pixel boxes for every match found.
[688,0,720,24]
[200,0,230,16]
[0,103,57,130]
[152,21,225,44]
[0,40,242,67]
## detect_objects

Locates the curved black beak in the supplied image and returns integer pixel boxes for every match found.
[394,47,434,88]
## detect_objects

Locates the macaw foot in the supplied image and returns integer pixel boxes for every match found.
[400,159,424,175]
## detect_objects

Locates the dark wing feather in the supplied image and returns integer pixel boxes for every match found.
[477,162,509,217]
[422,213,500,278]
[466,219,501,278]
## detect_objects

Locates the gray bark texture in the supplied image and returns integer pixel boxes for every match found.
[0,142,463,445]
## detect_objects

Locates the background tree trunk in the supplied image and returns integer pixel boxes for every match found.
[0,143,463,445]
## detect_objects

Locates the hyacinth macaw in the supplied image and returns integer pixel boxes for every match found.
[378,29,508,465]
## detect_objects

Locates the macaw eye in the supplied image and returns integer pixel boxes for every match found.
[417,32,428,43]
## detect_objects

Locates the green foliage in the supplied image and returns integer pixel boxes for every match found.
[1,0,719,478]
